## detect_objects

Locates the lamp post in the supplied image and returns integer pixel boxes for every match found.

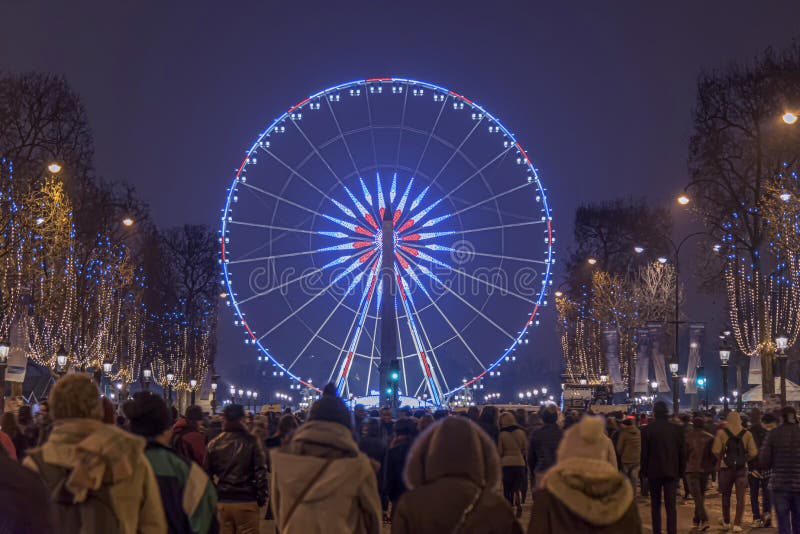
[246,390,253,411]
[142,367,152,391]
[102,358,112,399]
[252,391,258,413]
[211,374,219,414]
[166,371,175,405]
[670,362,680,414]
[189,378,198,405]
[776,333,789,408]
[0,338,9,412]
[720,340,731,412]
[229,385,236,403]
[56,345,68,377]
[238,389,244,404]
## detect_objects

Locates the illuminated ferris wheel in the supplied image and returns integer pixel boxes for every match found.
[220,78,554,405]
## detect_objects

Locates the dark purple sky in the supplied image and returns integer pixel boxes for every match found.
[2,1,799,396]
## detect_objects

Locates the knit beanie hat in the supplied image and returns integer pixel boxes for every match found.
[653,401,669,419]
[50,374,102,420]
[123,392,173,438]
[308,394,352,429]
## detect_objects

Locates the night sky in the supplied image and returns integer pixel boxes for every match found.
[3,1,799,397]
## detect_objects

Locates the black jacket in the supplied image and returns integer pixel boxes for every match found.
[527,423,563,475]
[205,426,268,504]
[748,424,768,470]
[383,438,412,503]
[0,447,54,533]
[759,422,800,492]
[641,417,686,480]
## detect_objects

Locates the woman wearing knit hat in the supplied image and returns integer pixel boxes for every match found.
[270,386,381,533]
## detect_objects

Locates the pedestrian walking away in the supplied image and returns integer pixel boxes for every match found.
[760,406,800,534]
[498,411,528,517]
[616,418,641,498]
[685,416,714,531]
[712,411,757,532]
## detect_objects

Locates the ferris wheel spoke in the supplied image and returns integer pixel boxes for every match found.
[289,119,348,189]
[261,148,334,200]
[448,181,534,219]
[324,94,362,177]
[457,220,545,235]
[226,244,363,265]
[427,260,539,305]
[400,276,451,393]
[239,181,329,220]
[364,283,382,395]
[412,96,449,177]
[404,253,517,342]
[442,146,513,201]
[404,242,547,267]
[428,116,485,189]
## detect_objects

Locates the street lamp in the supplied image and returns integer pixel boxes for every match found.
[783,112,798,125]
[47,162,62,174]
[142,367,152,391]
[166,371,175,405]
[587,257,598,266]
[253,391,258,412]
[541,387,548,396]
[677,194,690,205]
[669,362,680,414]
[121,216,134,227]
[56,345,68,376]
[229,385,236,402]
[247,390,253,411]
[720,340,731,412]
[101,358,112,398]
[0,338,9,412]
[189,378,198,405]
[211,374,219,414]
[634,246,645,254]
[776,333,789,407]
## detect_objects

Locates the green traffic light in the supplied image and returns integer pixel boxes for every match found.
[385,387,393,395]
[390,371,399,381]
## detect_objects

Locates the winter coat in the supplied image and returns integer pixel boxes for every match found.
[0,429,17,460]
[0,445,54,533]
[383,437,412,504]
[528,457,642,534]
[759,420,800,492]
[498,413,527,467]
[614,424,640,465]
[172,417,206,466]
[641,416,686,480]
[685,427,714,474]
[270,420,381,534]
[144,441,218,534]
[23,418,167,534]
[392,417,522,534]
[527,423,562,475]
[556,416,617,469]
[205,424,268,504]
[711,412,758,469]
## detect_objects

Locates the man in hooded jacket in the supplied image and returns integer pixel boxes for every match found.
[391,416,522,534]
[270,388,381,533]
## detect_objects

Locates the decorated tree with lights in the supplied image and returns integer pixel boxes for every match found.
[687,43,800,393]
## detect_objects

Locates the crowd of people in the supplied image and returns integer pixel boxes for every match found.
[2,375,800,534]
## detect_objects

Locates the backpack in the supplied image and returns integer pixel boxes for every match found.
[27,450,121,534]
[170,427,197,464]
[722,429,748,469]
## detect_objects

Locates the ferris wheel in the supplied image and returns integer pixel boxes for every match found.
[220,78,554,405]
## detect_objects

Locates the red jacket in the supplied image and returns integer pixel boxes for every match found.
[0,431,17,460]
[172,418,205,465]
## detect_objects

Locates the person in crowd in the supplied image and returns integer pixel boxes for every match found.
[205,414,223,444]
[760,406,800,534]
[251,414,269,448]
[0,412,28,460]
[270,389,381,533]
[747,408,771,528]
[417,414,434,434]
[265,413,299,450]
[498,411,527,517]
[205,403,267,534]
[556,413,617,467]
[641,400,686,534]
[685,416,714,531]
[0,440,54,533]
[383,418,415,516]
[712,410,758,532]
[123,392,218,534]
[23,373,166,533]
[529,432,642,533]
[477,405,499,444]
[615,418,641,497]
[380,407,395,442]
[18,405,39,447]
[359,416,389,518]
[172,404,207,466]
[353,404,367,442]
[34,400,54,446]
[466,405,480,423]
[392,416,522,534]
[527,404,562,489]
[0,423,16,460]
[526,411,543,436]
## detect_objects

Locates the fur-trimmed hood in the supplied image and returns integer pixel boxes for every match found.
[543,457,633,526]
